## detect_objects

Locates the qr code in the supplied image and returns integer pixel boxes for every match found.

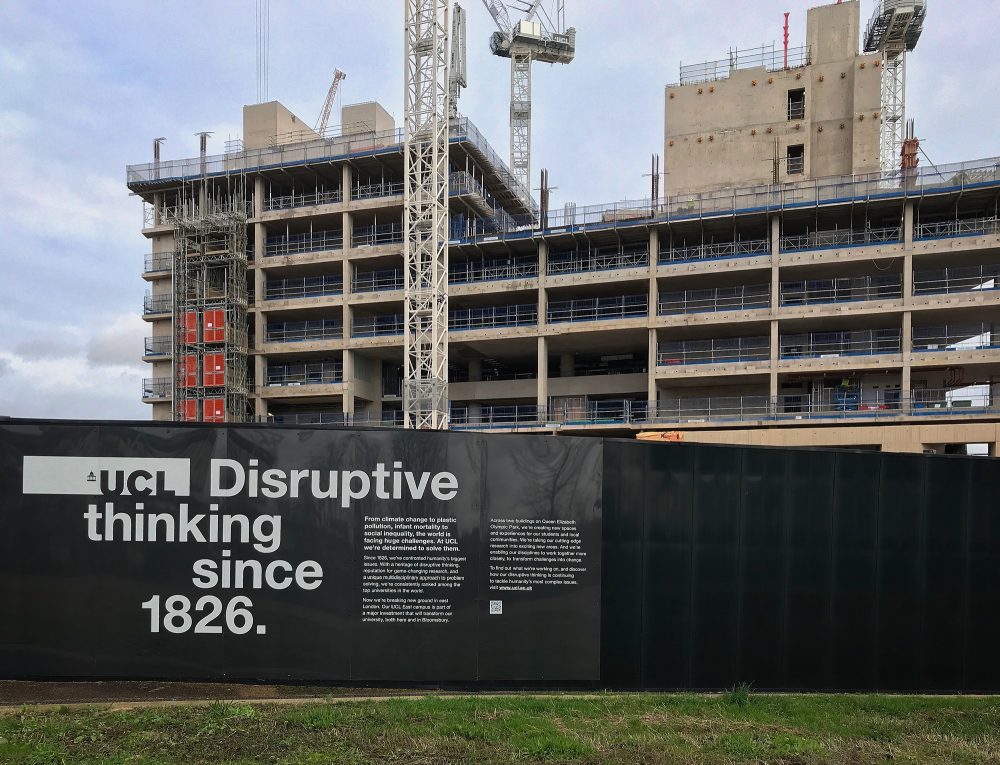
[489,600,503,615]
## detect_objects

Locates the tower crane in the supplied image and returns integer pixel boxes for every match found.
[315,68,347,135]
[863,0,927,172]
[479,0,575,202]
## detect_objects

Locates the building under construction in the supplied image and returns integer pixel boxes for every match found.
[131,0,1000,453]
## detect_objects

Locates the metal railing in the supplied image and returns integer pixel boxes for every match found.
[780,275,902,306]
[659,284,770,315]
[267,410,405,427]
[547,295,648,323]
[264,230,343,257]
[265,320,343,343]
[142,378,171,399]
[144,253,172,273]
[450,305,538,331]
[658,337,770,366]
[352,315,405,337]
[352,269,404,293]
[143,294,172,315]
[780,226,901,252]
[449,258,538,284]
[452,156,1000,243]
[244,386,1000,430]
[659,238,770,265]
[143,337,172,357]
[265,276,343,301]
[353,181,403,201]
[450,404,548,429]
[265,362,343,387]
[677,43,811,86]
[265,188,342,212]
[912,324,999,352]
[648,388,997,424]
[913,265,1000,296]
[352,223,404,248]
[915,216,1000,241]
[788,101,806,121]
[780,330,901,359]
[448,171,497,205]
[787,154,805,175]
[547,246,649,275]
[128,117,537,215]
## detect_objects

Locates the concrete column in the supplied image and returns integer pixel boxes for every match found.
[901,311,912,402]
[253,220,267,420]
[903,252,913,307]
[537,336,548,411]
[254,355,267,420]
[342,163,353,204]
[647,328,658,409]
[770,214,781,310]
[342,210,353,353]
[649,228,659,318]
[538,239,548,328]
[343,350,355,416]
[769,320,780,399]
[254,176,265,219]
[153,192,163,226]
[343,210,353,253]
[903,200,914,249]
[560,353,574,378]
[469,359,483,382]
[370,358,383,417]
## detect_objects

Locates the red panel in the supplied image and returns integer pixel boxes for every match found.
[179,355,198,388]
[180,400,199,422]
[203,310,225,344]
[202,353,225,387]
[182,312,199,345]
[203,398,226,423]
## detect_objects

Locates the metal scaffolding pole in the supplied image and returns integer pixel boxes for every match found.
[403,0,451,430]
[168,172,250,424]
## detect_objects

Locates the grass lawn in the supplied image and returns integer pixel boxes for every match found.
[1,690,999,764]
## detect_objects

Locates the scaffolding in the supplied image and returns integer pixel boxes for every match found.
[166,176,250,424]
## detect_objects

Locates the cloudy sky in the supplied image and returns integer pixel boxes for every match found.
[0,0,996,421]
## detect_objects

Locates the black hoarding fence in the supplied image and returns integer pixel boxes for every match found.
[0,421,997,692]
[0,423,602,686]
[601,441,1000,693]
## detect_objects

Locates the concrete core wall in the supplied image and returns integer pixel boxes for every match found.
[664,0,882,194]
[243,102,318,150]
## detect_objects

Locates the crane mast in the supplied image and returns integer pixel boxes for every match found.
[403,0,450,430]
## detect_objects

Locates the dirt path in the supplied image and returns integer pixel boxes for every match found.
[0,680,597,712]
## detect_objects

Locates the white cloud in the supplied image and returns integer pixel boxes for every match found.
[0,0,996,424]
[86,314,148,368]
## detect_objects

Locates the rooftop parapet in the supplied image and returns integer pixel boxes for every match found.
[126,117,538,218]
[459,154,1000,242]
[674,43,812,87]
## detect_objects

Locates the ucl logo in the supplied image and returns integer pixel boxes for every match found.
[22,457,192,497]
